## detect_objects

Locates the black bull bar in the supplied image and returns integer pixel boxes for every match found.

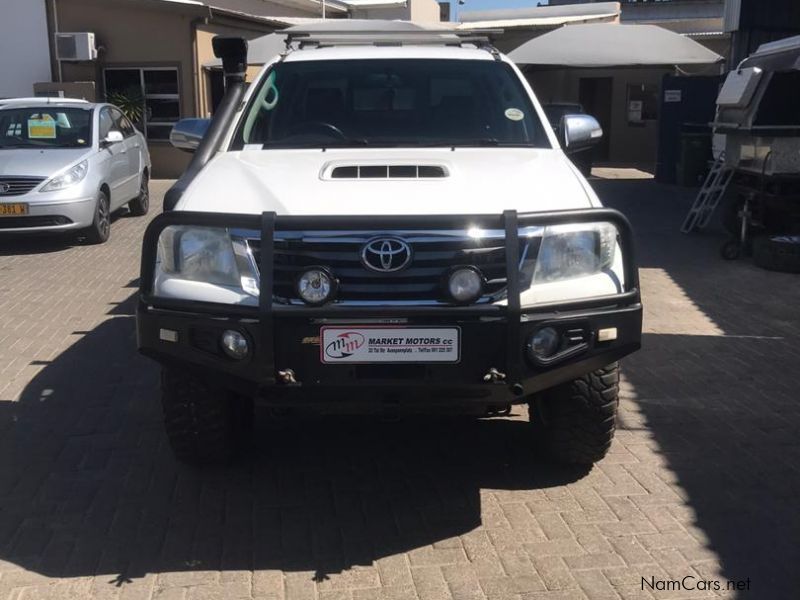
[138,208,641,397]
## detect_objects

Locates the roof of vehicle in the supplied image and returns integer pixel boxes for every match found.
[740,34,800,71]
[282,44,499,63]
[0,97,94,109]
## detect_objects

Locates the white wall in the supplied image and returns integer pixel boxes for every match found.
[350,0,442,23]
[0,0,52,97]
[409,0,441,22]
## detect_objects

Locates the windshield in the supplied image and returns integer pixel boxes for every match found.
[0,107,93,149]
[232,59,550,149]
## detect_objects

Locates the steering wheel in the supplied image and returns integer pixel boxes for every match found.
[286,121,347,140]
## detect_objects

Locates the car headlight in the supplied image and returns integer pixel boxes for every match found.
[40,160,88,192]
[532,222,617,283]
[154,226,260,301]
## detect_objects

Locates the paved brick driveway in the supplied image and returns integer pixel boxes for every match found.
[0,176,798,600]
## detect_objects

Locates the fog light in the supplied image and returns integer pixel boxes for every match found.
[297,267,335,306]
[528,327,560,360]
[221,330,249,360]
[447,267,484,304]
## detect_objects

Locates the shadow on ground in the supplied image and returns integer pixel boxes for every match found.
[0,289,585,584]
[0,210,132,256]
[598,179,800,598]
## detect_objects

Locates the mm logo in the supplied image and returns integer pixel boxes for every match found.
[324,331,365,359]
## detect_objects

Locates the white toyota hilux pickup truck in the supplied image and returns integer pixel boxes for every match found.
[136,32,642,467]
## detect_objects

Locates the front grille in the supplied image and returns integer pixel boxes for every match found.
[0,177,46,196]
[0,215,72,229]
[247,231,538,304]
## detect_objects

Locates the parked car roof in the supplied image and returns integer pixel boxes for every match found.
[0,97,91,109]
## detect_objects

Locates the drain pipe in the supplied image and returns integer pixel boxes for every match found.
[163,36,248,211]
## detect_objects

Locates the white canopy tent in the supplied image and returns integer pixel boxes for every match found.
[509,23,723,67]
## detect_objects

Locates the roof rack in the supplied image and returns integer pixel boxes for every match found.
[284,28,505,54]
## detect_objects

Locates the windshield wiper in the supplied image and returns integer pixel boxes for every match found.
[419,138,502,148]
[260,137,371,150]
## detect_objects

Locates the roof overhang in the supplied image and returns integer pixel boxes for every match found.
[459,2,620,30]
[509,23,723,67]
[458,13,619,31]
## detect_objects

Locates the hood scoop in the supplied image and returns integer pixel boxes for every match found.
[326,164,448,180]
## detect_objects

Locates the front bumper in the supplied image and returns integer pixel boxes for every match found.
[137,209,642,409]
[0,196,96,233]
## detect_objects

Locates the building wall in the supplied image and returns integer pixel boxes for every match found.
[48,0,308,178]
[351,0,442,22]
[208,0,323,17]
[53,0,200,177]
[527,67,671,166]
[0,0,52,97]
[409,0,443,23]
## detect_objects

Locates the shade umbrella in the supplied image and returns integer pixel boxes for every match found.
[204,20,447,68]
[508,23,723,67]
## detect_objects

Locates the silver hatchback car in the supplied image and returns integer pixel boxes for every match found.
[0,98,151,243]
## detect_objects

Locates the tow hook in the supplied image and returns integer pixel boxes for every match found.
[277,369,298,385]
[483,368,506,383]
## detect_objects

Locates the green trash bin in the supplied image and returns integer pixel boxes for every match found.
[676,127,712,187]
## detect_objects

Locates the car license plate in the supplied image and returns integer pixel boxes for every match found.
[320,327,460,364]
[0,203,28,216]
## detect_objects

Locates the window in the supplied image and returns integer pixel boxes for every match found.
[98,107,114,140]
[104,67,180,140]
[754,71,800,127]
[110,107,135,138]
[0,107,92,149]
[232,59,550,150]
[627,83,659,124]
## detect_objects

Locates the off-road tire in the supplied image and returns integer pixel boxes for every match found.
[161,368,252,465]
[128,171,149,216]
[753,234,800,273]
[530,363,619,466]
[83,189,111,244]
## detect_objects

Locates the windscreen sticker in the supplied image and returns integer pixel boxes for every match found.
[28,115,56,139]
[505,108,525,122]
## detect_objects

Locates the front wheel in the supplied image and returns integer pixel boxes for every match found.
[161,369,253,465]
[128,171,149,216]
[82,189,111,244]
[530,363,619,466]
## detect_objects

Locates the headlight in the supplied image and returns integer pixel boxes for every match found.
[532,222,617,283]
[40,160,88,192]
[154,226,260,301]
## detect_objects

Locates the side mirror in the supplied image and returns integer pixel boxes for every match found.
[559,114,603,154]
[170,118,211,153]
[103,130,124,145]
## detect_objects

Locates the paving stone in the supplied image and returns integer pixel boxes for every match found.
[0,176,798,599]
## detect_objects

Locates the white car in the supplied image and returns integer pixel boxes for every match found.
[137,32,642,467]
[0,98,151,243]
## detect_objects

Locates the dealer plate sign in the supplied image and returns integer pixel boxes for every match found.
[320,327,460,364]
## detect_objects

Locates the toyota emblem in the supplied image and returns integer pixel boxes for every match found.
[0,183,10,194]
[361,237,412,273]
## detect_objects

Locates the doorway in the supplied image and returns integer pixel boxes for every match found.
[579,77,613,161]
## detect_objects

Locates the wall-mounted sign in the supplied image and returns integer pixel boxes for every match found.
[628,100,643,123]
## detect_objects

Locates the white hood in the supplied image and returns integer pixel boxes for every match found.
[176,148,599,216]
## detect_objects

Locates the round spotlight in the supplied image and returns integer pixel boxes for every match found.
[297,267,336,306]
[447,267,484,304]
[221,329,249,360]
[528,327,560,360]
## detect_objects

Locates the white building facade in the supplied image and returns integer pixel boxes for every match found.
[0,0,52,98]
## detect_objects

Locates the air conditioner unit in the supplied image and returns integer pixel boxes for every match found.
[55,32,97,61]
